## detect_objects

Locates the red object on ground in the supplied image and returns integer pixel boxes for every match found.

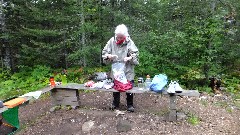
[113,79,132,92]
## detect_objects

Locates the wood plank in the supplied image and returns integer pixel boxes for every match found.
[54,83,200,97]
[52,96,79,102]
[38,86,54,94]
[169,95,176,110]
[169,110,177,121]
[51,89,78,97]
[176,90,200,97]
[168,95,177,121]
[53,100,80,106]
[54,97,79,102]
[51,88,80,106]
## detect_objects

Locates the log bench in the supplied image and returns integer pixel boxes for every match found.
[51,83,200,121]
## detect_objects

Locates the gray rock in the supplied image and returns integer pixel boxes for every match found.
[82,120,95,132]
[49,107,56,112]
[98,123,108,129]
[116,119,132,132]
[177,112,187,120]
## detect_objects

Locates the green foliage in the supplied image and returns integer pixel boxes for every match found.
[0,65,51,100]
[233,93,240,101]
[225,106,233,113]
[187,113,200,126]
[0,0,239,94]
[213,101,228,108]
[48,66,109,85]
[0,69,12,81]
[199,100,208,107]
[136,49,159,77]
[64,67,85,83]
[213,100,234,113]
[222,76,240,93]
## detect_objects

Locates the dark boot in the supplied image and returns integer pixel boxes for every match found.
[110,92,120,110]
[126,93,134,112]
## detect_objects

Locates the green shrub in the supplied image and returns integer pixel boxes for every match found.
[187,114,200,126]
[0,65,51,100]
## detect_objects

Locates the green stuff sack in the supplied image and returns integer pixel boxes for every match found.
[0,97,20,135]
[3,106,20,129]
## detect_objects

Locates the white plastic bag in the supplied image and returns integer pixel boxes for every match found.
[94,72,108,81]
[112,62,127,84]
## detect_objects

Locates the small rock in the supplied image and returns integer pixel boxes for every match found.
[177,112,187,120]
[49,106,61,112]
[70,119,75,123]
[199,96,207,100]
[98,123,108,129]
[117,119,132,132]
[82,120,95,132]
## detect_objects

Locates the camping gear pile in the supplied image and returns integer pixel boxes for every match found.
[84,72,114,89]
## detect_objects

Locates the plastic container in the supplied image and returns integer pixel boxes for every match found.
[145,75,151,90]
[49,76,56,87]
[61,75,67,85]
[138,77,144,89]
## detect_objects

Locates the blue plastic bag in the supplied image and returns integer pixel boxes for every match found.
[150,74,168,93]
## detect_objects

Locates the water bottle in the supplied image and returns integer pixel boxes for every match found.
[138,77,144,89]
[61,75,67,86]
[145,75,151,90]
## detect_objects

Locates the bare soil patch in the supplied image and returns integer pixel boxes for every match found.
[15,91,240,135]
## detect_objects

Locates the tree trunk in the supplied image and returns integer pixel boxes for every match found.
[204,0,217,80]
[99,0,103,65]
[81,0,86,67]
[110,0,115,28]
[0,0,11,70]
[2,45,11,70]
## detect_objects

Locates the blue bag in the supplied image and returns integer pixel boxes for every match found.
[150,74,168,93]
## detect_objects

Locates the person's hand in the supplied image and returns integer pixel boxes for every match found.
[124,56,132,62]
[107,54,118,60]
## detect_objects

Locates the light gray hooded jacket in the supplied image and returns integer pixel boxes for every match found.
[102,36,139,81]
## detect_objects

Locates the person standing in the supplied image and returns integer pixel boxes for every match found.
[102,24,139,112]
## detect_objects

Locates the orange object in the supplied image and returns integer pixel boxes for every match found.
[3,97,26,108]
[49,76,56,87]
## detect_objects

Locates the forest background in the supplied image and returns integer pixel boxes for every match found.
[0,0,239,100]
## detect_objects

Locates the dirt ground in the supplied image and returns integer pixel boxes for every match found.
[14,91,240,135]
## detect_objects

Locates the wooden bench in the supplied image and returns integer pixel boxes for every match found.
[0,83,200,121]
[51,83,200,121]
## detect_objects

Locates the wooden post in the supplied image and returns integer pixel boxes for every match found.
[169,94,177,121]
